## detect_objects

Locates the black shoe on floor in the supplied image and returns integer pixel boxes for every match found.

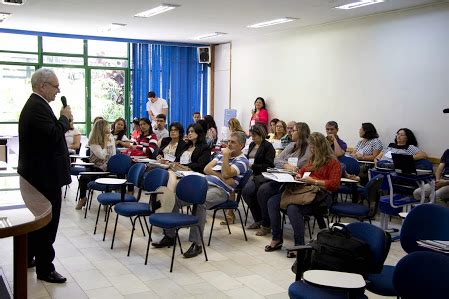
[37,271,67,283]
[183,243,202,259]
[152,236,175,248]
[28,258,35,268]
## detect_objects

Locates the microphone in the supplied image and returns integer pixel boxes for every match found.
[444,108,449,114]
[61,96,67,108]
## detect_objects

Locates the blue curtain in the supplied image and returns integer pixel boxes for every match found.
[132,43,208,130]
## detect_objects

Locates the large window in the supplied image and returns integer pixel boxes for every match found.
[91,69,125,122]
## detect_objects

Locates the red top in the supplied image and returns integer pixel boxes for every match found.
[298,158,341,192]
[250,108,269,129]
[135,133,158,158]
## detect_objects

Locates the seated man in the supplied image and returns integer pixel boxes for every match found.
[413,149,449,203]
[152,131,249,258]
[193,111,201,123]
[154,113,169,143]
[325,120,347,157]
[280,121,296,148]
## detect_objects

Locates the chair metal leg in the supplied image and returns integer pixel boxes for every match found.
[198,225,208,262]
[143,217,151,242]
[145,224,153,265]
[103,205,111,241]
[170,229,179,272]
[111,213,119,249]
[137,216,146,237]
[84,190,92,219]
[127,217,137,256]
[94,204,102,234]
[207,210,218,246]
[177,234,183,254]
[236,208,248,241]
[64,185,68,198]
[222,209,231,234]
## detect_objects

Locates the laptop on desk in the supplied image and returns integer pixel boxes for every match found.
[391,153,432,176]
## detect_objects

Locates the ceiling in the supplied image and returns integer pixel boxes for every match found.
[0,0,447,44]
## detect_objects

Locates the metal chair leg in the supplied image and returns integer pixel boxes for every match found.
[145,224,153,265]
[127,217,137,256]
[177,234,183,254]
[236,208,248,241]
[111,213,119,249]
[94,204,102,234]
[198,225,208,262]
[207,210,218,246]
[137,216,146,237]
[169,229,179,272]
[223,209,231,234]
[103,205,111,241]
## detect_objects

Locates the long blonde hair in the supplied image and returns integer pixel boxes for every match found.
[308,132,335,170]
[89,119,110,148]
[228,118,245,133]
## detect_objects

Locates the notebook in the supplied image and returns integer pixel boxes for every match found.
[391,153,432,176]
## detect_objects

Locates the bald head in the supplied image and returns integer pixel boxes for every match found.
[31,68,57,91]
[286,121,296,138]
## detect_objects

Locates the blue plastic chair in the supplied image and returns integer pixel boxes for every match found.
[330,174,383,223]
[94,163,146,240]
[366,204,449,297]
[83,154,132,218]
[146,175,209,271]
[111,168,169,256]
[288,222,390,299]
[393,251,449,299]
[337,155,361,202]
[207,169,252,246]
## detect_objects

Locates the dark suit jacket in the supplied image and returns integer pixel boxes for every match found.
[247,139,275,175]
[18,93,71,191]
[183,142,211,173]
[159,137,186,161]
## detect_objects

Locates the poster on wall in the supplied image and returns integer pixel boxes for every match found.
[224,109,237,126]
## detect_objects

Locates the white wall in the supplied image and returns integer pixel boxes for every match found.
[213,43,231,139]
[229,4,449,157]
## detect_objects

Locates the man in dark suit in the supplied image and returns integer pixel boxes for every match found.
[18,68,73,283]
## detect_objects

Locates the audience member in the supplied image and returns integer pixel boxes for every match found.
[154,113,169,142]
[269,118,279,135]
[65,119,81,154]
[250,97,269,131]
[325,121,347,157]
[268,120,287,150]
[130,118,141,141]
[193,111,201,123]
[130,118,158,159]
[204,115,218,148]
[157,122,185,162]
[281,121,296,148]
[111,117,131,148]
[351,122,383,161]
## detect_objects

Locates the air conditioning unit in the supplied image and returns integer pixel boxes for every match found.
[2,0,25,5]
[197,46,211,64]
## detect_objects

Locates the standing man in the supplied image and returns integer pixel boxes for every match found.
[154,113,169,143]
[325,121,347,157]
[146,91,168,125]
[152,131,249,258]
[18,68,72,283]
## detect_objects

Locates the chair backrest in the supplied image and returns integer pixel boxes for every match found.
[400,204,449,253]
[143,168,169,192]
[363,174,383,216]
[369,169,392,192]
[393,251,449,299]
[176,175,208,205]
[235,169,253,200]
[338,155,360,176]
[346,222,391,274]
[127,163,146,187]
[107,154,132,176]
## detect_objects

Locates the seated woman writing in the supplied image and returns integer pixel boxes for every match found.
[111,117,131,149]
[265,132,340,255]
[75,119,116,210]
[375,128,427,167]
[157,122,186,162]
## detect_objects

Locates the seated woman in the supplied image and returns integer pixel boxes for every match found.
[75,119,116,209]
[375,128,427,167]
[130,118,141,142]
[268,120,287,148]
[111,117,131,149]
[204,115,218,148]
[156,122,186,162]
[351,122,383,161]
[268,118,279,135]
[130,118,158,159]
[265,132,341,253]
[413,149,449,203]
[228,117,246,134]
[65,119,81,155]
[241,125,275,226]
[255,122,311,236]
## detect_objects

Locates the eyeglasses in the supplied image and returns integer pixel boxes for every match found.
[45,82,60,90]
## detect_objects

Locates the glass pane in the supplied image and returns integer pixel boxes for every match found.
[0,33,37,52]
[88,40,127,58]
[47,67,86,123]
[0,124,19,136]
[0,65,34,122]
[91,69,125,122]
[0,52,38,63]
[43,55,84,66]
[88,57,128,68]
[43,36,84,54]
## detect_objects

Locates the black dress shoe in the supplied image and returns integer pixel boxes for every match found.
[37,271,67,283]
[28,258,36,268]
[183,243,202,259]
[152,236,175,248]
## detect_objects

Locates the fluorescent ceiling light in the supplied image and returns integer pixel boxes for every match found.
[2,0,25,6]
[0,12,11,22]
[134,4,179,18]
[335,0,384,10]
[98,23,127,32]
[192,32,227,40]
[247,17,297,28]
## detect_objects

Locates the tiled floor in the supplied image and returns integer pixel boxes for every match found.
[0,179,405,298]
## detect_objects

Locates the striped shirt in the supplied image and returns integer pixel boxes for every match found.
[206,153,249,194]
[381,144,421,162]
[354,138,383,155]
[135,133,158,158]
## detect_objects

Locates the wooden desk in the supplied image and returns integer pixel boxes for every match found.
[0,177,52,299]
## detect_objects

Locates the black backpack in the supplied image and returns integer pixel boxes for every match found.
[310,223,373,276]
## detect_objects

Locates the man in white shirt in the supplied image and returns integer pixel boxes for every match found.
[154,113,169,144]
[146,91,168,125]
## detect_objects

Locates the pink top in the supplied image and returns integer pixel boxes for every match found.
[250,108,269,129]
